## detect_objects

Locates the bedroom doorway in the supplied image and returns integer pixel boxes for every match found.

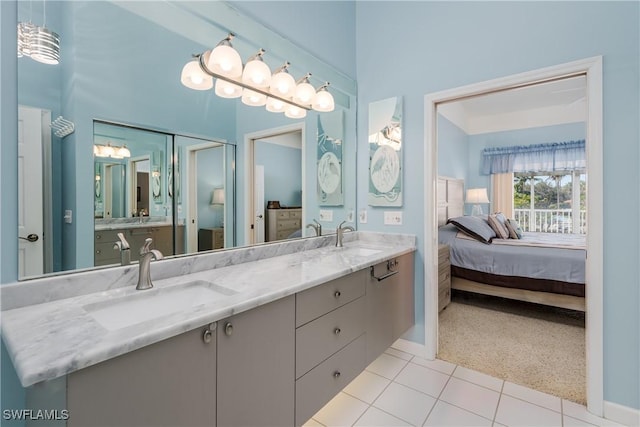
[424,57,603,414]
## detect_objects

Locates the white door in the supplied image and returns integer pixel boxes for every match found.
[254,165,265,244]
[18,106,45,278]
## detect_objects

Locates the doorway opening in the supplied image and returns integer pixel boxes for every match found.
[423,57,603,414]
[244,123,305,246]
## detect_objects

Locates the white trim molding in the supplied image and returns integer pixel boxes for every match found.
[603,400,640,426]
[423,56,604,415]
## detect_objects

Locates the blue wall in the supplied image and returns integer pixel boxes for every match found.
[356,1,639,410]
[437,115,468,182]
[255,141,302,208]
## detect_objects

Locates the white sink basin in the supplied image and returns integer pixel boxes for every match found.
[85,280,236,331]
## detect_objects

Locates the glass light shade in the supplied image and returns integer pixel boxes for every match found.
[207,44,242,78]
[116,146,131,158]
[284,105,307,119]
[93,145,102,157]
[102,145,115,158]
[312,89,335,112]
[30,26,60,65]
[266,97,287,113]
[242,89,267,107]
[242,59,271,88]
[17,22,36,58]
[270,71,296,98]
[215,79,242,98]
[180,59,213,90]
[293,81,316,105]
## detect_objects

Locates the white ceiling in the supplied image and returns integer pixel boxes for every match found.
[438,75,587,135]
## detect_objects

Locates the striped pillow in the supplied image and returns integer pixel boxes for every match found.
[487,213,510,239]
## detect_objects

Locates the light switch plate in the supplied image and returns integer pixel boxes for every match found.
[359,209,367,224]
[384,211,402,225]
[319,209,333,222]
[346,210,354,222]
[64,210,72,224]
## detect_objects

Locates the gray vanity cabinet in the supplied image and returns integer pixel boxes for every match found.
[216,295,295,427]
[67,326,217,427]
[366,252,415,364]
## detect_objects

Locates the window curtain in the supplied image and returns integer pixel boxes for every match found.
[481,140,585,175]
[491,173,514,217]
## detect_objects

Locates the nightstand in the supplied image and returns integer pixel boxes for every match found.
[198,228,224,251]
[438,244,451,311]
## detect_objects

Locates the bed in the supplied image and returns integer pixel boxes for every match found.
[437,177,586,312]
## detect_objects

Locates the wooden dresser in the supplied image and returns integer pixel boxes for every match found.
[438,244,451,311]
[266,208,302,242]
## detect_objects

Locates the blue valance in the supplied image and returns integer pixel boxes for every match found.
[481,140,586,175]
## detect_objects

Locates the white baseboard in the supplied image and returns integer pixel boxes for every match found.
[392,338,427,358]
[603,400,640,426]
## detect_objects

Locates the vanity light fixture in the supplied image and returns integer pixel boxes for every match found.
[180,33,335,117]
[93,143,131,159]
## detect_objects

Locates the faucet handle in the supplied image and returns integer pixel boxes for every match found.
[115,232,130,250]
[140,238,153,254]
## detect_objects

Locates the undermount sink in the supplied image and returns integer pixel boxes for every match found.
[84,280,237,331]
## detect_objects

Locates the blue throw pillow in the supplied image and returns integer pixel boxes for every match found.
[446,216,496,244]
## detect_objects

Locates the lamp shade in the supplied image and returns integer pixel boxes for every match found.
[211,188,225,205]
[293,80,316,105]
[270,69,296,98]
[285,104,307,119]
[266,97,286,113]
[466,188,490,204]
[207,44,242,78]
[215,79,242,98]
[181,59,213,90]
[312,87,335,112]
[242,55,271,88]
[242,89,267,106]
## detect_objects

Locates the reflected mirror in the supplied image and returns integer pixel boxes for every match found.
[17,1,357,279]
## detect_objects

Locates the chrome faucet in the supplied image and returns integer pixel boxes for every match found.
[306,219,322,236]
[138,209,145,224]
[136,238,164,290]
[113,232,131,266]
[335,220,355,247]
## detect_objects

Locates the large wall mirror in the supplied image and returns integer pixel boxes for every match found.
[17,1,357,280]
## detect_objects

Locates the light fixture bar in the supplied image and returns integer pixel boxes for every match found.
[197,53,312,111]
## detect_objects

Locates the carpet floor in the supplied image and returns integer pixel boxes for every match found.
[438,291,586,404]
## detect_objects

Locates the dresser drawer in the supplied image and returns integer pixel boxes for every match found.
[277,210,291,219]
[295,334,366,426]
[296,297,365,379]
[278,219,301,229]
[296,269,366,327]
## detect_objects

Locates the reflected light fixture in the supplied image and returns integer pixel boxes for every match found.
[466,188,490,216]
[17,0,60,65]
[93,143,131,159]
[180,33,335,118]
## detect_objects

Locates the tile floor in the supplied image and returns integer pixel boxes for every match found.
[306,345,625,427]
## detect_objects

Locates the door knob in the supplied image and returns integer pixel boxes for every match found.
[19,233,39,243]
[256,214,263,219]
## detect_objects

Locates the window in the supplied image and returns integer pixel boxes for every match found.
[513,170,586,234]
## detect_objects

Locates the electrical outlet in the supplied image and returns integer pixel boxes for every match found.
[359,209,368,224]
[384,211,402,225]
[319,209,333,222]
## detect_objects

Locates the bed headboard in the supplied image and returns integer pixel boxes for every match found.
[437,176,464,226]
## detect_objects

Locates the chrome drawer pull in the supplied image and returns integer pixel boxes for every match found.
[224,322,233,336]
[333,371,341,379]
[334,328,341,335]
[334,290,341,298]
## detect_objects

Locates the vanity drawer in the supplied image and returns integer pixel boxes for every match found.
[296,297,365,379]
[295,334,366,427]
[296,269,367,327]
[94,241,120,266]
[94,229,121,243]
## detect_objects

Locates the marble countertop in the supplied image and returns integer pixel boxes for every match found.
[1,232,415,387]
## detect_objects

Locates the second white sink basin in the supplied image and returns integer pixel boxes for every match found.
[344,247,382,257]
[85,280,236,331]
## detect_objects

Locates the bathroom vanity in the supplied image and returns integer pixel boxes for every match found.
[1,231,415,427]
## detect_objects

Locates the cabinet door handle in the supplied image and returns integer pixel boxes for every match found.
[202,323,216,344]
[334,290,341,298]
[333,371,341,379]
[334,328,341,335]
[224,322,233,337]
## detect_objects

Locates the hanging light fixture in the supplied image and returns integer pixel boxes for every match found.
[17,0,60,65]
[312,83,335,112]
[180,33,336,118]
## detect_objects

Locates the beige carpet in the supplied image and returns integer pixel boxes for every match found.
[438,291,586,404]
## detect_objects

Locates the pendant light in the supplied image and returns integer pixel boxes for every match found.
[17,0,60,65]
